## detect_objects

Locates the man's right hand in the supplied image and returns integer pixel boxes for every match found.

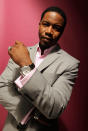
[8,40,32,67]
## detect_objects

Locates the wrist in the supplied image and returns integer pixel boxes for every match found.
[20,60,32,67]
[20,63,35,77]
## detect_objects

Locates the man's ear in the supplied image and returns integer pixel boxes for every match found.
[39,20,41,25]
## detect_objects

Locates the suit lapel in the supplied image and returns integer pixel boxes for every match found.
[29,44,38,63]
[29,43,61,72]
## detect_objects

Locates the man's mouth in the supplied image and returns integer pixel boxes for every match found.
[41,36,52,41]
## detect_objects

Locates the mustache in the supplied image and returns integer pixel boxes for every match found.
[41,36,53,40]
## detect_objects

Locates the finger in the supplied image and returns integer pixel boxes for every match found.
[15,40,23,45]
[8,46,12,51]
[8,46,14,54]
[8,48,11,55]
[8,46,15,57]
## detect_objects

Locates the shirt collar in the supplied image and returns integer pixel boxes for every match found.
[37,45,56,58]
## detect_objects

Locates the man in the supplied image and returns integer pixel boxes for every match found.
[0,6,80,131]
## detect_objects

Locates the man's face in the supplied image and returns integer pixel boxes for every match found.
[39,11,65,49]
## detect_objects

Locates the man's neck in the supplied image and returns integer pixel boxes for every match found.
[39,42,56,55]
[39,44,45,55]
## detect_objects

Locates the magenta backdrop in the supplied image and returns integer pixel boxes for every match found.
[0,0,88,131]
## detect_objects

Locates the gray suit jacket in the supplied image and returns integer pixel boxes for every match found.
[0,44,80,131]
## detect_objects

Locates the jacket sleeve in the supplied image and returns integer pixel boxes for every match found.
[0,59,32,123]
[19,60,80,119]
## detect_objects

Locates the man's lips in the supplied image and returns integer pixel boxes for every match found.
[41,36,53,41]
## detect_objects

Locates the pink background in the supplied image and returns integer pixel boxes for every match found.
[0,0,88,131]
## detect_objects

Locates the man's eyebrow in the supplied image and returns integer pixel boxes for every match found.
[53,24,63,27]
[41,21,63,27]
[42,20,49,23]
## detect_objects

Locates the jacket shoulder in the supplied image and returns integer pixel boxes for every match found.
[27,44,38,51]
[58,49,80,65]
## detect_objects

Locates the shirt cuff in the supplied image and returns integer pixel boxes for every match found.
[14,68,36,89]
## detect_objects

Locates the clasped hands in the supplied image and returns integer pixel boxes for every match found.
[8,41,32,67]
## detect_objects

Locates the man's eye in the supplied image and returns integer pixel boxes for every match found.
[42,23,49,26]
[53,26,63,32]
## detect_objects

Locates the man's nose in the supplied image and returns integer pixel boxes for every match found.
[46,26,53,35]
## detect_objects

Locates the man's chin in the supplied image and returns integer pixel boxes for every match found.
[39,41,52,49]
[40,39,57,48]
